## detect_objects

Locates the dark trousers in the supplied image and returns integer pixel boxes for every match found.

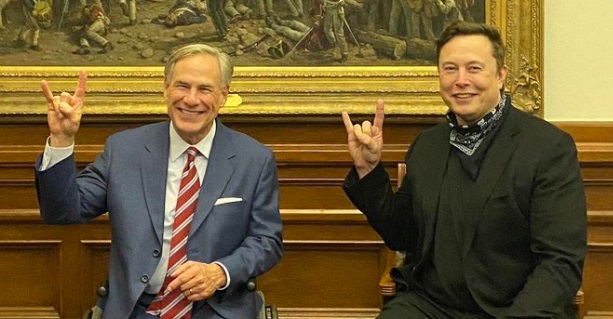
[129,293,157,319]
[378,291,493,319]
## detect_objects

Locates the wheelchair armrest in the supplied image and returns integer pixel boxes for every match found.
[380,248,405,297]
[84,277,277,319]
[246,277,257,291]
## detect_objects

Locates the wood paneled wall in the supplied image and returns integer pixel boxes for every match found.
[0,115,611,319]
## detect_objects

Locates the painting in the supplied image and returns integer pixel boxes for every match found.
[0,0,543,117]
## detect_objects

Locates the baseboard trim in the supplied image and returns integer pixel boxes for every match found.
[584,311,613,318]
[277,307,380,319]
[0,307,59,319]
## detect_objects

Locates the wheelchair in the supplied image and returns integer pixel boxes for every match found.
[83,277,278,319]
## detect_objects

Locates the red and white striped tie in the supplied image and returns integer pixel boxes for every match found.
[147,147,200,319]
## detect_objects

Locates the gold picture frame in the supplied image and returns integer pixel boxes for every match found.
[0,0,542,117]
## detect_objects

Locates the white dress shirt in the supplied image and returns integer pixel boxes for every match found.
[40,121,230,294]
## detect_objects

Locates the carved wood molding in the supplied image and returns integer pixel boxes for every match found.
[0,142,611,166]
[1,209,611,224]
[497,0,544,115]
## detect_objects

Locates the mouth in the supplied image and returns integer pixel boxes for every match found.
[452,93,476,99]
[177,107,205,115]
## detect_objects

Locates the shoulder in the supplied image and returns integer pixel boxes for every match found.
[415,121,450,143]
[510,106,573,144]
[106,122,168,144]
[502,107,579,163]
[217,121,273,156]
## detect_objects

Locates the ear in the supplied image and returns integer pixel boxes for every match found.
[219,85,230,107]
[162,79,170,102]
[497,66,508,90]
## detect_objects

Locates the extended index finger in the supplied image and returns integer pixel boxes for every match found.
[373,99,385,131]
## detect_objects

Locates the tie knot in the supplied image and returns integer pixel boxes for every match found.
[186,147,199,162]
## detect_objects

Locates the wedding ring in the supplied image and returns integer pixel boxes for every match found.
[189,288,193,294]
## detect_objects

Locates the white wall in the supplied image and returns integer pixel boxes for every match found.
[544,0,613,121]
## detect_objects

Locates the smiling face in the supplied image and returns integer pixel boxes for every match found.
[164,53,229,144]
[438,34,507,126]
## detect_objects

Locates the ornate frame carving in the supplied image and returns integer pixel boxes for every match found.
[0,0,542,117]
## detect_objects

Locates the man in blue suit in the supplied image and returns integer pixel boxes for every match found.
[35,44,283,319]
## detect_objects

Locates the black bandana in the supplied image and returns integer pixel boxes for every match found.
[447,94,507,156]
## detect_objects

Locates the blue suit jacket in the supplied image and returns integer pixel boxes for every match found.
[35,120,283,319]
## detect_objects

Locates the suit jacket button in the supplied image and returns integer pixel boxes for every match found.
[153,249,161,258]
[141,275,149,283]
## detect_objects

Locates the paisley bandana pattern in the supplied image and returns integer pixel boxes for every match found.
[447,94,507,156]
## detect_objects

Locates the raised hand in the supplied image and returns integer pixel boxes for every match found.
[342,99,385,178]
[41,70,87,147]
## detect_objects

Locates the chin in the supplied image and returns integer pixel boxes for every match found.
[180,122,204,132]
[450,107,478,121]
[450,106,473,116]
[172,118,195,129]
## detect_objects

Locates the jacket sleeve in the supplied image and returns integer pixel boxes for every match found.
[343,135,422,251]
[35,138,112,224]
[502,132,587,318]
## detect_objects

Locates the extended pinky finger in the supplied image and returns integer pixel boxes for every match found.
[41,81,54,104]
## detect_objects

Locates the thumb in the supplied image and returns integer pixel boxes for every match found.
[57,101,74,117]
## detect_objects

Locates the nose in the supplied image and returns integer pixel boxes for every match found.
[183,88,199,105]
[455,69,470,87]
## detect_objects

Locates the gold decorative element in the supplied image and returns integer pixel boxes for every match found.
[503,0,543,116]
[0,0,543,117]
[225,94,242,107]
[511,56,542,113]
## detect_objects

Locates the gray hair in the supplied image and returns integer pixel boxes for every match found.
[164,43,234,88]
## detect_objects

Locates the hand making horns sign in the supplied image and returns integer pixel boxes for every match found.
[41,70,87,148]
[341,99,385,179]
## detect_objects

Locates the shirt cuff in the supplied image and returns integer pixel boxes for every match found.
[40,136,74,171]
[212,261,230,290]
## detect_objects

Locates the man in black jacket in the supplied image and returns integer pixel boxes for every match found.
[342,21,586,318]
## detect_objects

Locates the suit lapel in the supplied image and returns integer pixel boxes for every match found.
[141,122,171,246]
[421,126,451,255]
[461,106,520,257]
[190,121,236,236]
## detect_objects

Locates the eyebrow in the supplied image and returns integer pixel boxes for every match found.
[173,80,189,86]
[173,80,215,89]
[440,60,486,66]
